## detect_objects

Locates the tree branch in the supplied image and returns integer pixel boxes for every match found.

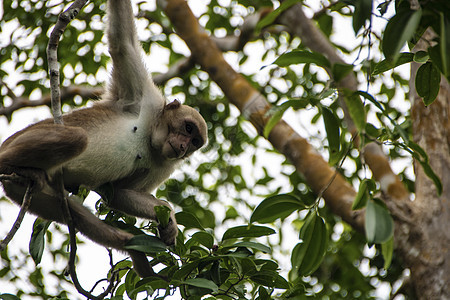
[0,86,103,118]
[278,3,410,203]
[161,0,365,233]
[0,179,32,252]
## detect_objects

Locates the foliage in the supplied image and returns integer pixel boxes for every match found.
[1,0,447,299]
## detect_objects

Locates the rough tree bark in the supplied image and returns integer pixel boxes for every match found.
[406,30,450,300]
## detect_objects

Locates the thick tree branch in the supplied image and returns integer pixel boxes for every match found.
[279,3,410,203]
[161,0,365,233]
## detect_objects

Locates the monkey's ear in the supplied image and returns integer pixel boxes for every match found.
[165,100,181,110]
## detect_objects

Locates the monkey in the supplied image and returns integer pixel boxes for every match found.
[0,0,207,278]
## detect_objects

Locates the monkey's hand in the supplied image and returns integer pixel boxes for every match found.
[157,209,178,246]
[155,205,178,246]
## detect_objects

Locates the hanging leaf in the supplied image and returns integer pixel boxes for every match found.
[428,45,448,82]
[322,107,340,162]
[415,61,441,106]
[29,218,52,265]
[343,91,366,132]
[365,198,394,244]
[439,12,449,77]
[250,193,305,223]
[352,0,373,34]
[381,236,394,270]
[382,7,422,61]
[352,179,369,210]
[291,212,328,277]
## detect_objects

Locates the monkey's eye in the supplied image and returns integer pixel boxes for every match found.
[185,123,194,134]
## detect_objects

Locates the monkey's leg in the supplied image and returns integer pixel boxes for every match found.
[106,188,178,246]
[0,124,87,189]
[1,182,155,277]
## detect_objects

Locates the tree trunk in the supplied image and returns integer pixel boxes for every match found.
[405,30,450,299]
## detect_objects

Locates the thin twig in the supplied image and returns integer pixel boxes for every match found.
[0,181,33,251]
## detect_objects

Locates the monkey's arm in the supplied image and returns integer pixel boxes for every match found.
[106,188,178,246]
[106,0,165,114]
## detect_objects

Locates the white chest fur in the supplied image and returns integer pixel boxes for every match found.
[63,117,154,189]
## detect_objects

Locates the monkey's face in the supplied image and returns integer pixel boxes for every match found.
[156,102,207,160]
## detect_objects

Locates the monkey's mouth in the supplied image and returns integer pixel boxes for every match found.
[168,142,180,158]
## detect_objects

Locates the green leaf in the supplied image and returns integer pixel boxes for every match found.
[175,211,204,230]
[191,231,214,249]
[413,51,429,63]
[382,8,422,61]
[406,141,442,195]
[418,159,443,196]
[225,241,272,254]
[415,61,440,106]
[365,198,394,244]
[365,122,381,137]
[183,278,219,293]
[272,50,331,69]
[154,205,171,228]
[250,194,305,223]
[291,212,328,277]
[250,271,290,289]
[256,0,300,32]
[222,225,276,241]
[29,218,51,265]
[0,294,21,300]
[322,107,340,160]
[172,260,201,280]
[332,63,354,82]
[381,236,394,270]
[125,269,140,299]
[352,0,373,34]
[352,179,369,210]
[124,235,167,253]
[372,52,414,75]
[343,91,366,132]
